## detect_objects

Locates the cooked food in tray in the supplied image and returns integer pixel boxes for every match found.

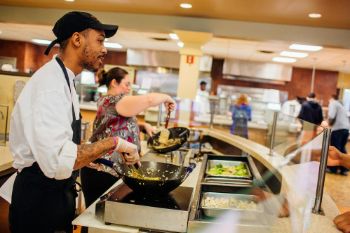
[202,195,257,210]
[200,192,262,219]
[207,162,249,177]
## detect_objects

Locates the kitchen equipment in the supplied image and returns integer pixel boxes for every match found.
[206,160,252,179]
[148,127,190,153]
[96,183,193,232]
[202,154,255,186]
[165,109,171,128]
[200,192,263,219]
[95,159,195,195]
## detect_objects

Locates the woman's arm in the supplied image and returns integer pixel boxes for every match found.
[116,93,175,117]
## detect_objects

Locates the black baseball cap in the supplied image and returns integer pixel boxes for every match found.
[44,11,118,55]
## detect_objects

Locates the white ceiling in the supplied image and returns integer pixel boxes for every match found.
[1,22,350,73]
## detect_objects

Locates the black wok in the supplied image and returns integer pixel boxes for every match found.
[147,127,190,153]
[95,159,196,195]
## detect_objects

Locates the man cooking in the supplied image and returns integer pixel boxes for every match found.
[8,11,140,233]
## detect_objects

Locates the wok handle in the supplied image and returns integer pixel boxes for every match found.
[186,163,196,173]
[94,158,114,168]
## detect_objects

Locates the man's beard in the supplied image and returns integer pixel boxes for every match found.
[81,46,101,72]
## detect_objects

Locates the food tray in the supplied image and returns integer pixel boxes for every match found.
[205,160,252,179]
[200,192,263,219]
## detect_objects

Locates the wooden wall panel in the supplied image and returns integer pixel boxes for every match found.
[0,39,127,72]
[0,40,26,71]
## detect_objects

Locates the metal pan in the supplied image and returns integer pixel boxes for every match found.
[200,192,263,219]
[206,160,252,179]
[95,159,195,196]
[147,127,190,153]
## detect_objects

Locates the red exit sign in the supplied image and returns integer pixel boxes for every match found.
[186,55,194,64]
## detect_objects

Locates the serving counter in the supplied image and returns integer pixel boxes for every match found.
[73,129,341,233]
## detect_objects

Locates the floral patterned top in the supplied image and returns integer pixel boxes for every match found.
[90,94,140,164]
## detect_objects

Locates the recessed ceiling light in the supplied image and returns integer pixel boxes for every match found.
[272,57,297,63]
[169,33,179,40]
[180,3,192,9]
[308,13,322,18]
[280,51,308,58]
[64,0,75,2]
[104,42,122,49]
[289,43,323,51]
[31,39,51,45]
[177,41,184,48]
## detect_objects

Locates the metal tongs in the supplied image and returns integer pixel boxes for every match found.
[164,108,171,129]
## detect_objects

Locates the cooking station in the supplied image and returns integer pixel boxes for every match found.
[96,184,193,232]
[73,129,340,233]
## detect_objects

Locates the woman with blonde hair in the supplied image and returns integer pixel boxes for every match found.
[230,94,252,138]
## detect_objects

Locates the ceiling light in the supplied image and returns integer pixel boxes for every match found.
[289,43,323,51]
[31,39,51,45]
[180,3,192,9]
[272,57,297,63]
[308,13,322,18]
[177,41,184,48]
[64,0,75,2]
[280,51,308,58]
[169,33,179,40]
[104,42,122,49]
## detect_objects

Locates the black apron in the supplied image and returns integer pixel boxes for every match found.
[9,57,81,233]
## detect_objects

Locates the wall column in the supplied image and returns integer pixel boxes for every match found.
[174,30,212,126]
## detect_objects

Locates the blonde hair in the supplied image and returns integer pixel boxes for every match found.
[236,94,249,105]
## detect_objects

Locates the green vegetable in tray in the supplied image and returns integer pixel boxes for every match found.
[208,163,249,177]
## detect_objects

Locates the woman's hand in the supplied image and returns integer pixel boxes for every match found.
[334,211,350,233]
[164,95,176,112]
[143,122,156,136]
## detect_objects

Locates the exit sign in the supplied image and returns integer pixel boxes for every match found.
[186,55,194,64]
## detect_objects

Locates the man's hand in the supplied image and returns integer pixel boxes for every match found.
[334,211,350,233]
[115,137,140,166]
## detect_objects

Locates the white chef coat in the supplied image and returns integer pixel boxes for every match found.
[328,99,350,131]
[9,56,80,180]
[195,89,210,114]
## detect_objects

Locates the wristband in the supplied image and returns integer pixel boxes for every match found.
[113,136,118,148]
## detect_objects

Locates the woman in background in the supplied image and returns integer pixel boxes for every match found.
[230,94,252,139]
[81,67,175,207]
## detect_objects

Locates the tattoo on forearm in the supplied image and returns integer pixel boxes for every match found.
[74,137,114,170]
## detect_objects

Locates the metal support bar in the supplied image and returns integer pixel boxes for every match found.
[269,111,278,156]
[312,128,331,215]
[157,104,163,128]
[4,105,9,141]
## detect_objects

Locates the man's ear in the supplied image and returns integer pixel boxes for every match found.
[71,32,83,48]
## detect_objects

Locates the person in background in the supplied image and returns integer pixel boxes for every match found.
[281,96,303,118]
[298,92,323,125]
[195,81,210,114]
[80,67,176,207]
[327,94,350,175]
[324,146,350,232]
[230,94,252,138]
[7,11,140,233]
